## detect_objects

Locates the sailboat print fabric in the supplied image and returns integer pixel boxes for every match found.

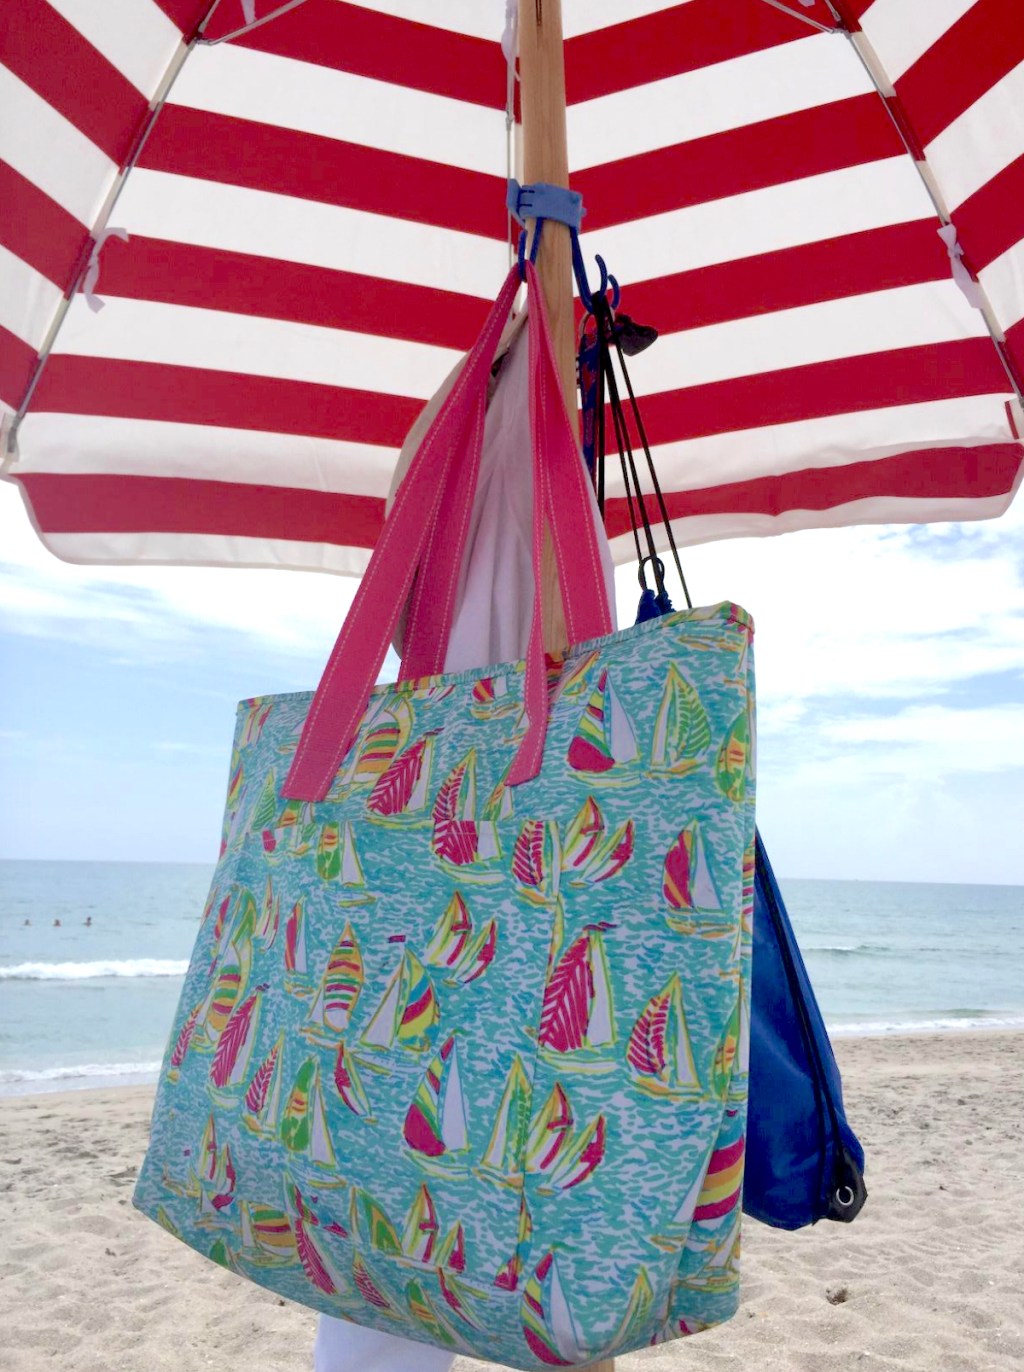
[134,600,755,1369]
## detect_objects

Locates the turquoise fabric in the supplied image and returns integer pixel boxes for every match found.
[134,602,755,1369]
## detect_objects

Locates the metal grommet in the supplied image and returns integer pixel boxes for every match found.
[834,1185,856,1209]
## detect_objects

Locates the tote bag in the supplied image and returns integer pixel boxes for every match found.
[134,264,757,1369]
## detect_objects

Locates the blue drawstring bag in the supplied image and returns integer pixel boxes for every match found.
[745,832,866,1229]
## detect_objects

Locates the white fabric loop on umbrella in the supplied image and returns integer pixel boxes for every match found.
[0,411,18,465]
[242,1,256,24]
[938,223,985,312]
[501,0,519,69]
[82,227,129,314]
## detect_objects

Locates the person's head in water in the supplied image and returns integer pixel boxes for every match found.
[85,916,92,927]
[53,918,61,927]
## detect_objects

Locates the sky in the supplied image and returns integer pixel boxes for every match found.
[1,479,1022,884]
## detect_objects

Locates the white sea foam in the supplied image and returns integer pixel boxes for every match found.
[0,959,188,981]
[829,1011,1024,1038]
[0,1061,162,1097]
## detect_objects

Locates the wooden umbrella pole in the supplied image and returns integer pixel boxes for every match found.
[519,0,576,656]
[517,32,617,1372]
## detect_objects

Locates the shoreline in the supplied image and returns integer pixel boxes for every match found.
[4,1019,1024,1100]
[1,1030,1022,1371]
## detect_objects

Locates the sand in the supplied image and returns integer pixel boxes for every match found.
[1,1031,1021,1372]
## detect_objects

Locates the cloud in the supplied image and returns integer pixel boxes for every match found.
[3,475,1022,878]
[0,483,355,662]
[661,511,1024,709]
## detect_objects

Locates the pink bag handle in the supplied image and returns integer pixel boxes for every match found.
[283,262,612,802]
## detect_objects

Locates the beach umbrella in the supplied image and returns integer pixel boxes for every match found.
[1,0,1022,580]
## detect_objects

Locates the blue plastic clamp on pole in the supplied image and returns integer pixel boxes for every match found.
[506,179,585,231]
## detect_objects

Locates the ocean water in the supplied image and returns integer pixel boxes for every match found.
[1,860,1022,1095]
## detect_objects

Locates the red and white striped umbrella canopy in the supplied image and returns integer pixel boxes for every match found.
[1,0,1022,574]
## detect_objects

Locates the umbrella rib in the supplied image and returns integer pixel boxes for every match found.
[831,12,1024,413]
[201,0,314,47]
[4,7,220,461]
[756,0,840,35]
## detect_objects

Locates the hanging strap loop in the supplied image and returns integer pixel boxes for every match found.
[283,262,611,803]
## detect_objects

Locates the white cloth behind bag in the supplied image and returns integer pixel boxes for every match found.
[314,320,616,1372]
[445,322,616,669]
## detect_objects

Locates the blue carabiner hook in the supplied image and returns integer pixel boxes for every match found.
[593,255,621,311]
[518,219,546,280]
[573,236,621,315]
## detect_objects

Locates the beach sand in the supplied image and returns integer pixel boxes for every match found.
[1,1031,1021,1372]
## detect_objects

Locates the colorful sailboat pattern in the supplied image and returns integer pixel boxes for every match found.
[333,1041,373,1119]
[209,983,268,1101]
[353,1253,397,1313]
[134,599,756,1367]
[512,820,561,905]
[561,796,635,887]
[478,1055,532,1187]
[194,1115,236,1225]
[715,709,751,804]
[360,940,439,1053]
[266,797,317,859]
[522,1252,584,1367]
[525,1083,607,1193]
[167,999,204,1083]
[494,1193,532,1291]
[255,876,280,948]
[349,1188,402,1257]
[288,1180,347,1296]
[280,1058,337,1168]
[367,731,437,823]
[329,695,414,798]
[306,924,363,1042]
[537,925,616,1071]
[403,1035,469,1168]
[242,1030,285,1137]
[431,750,501,875]
[649,663,712,776]
[424,893,497,986]
[663,822,727,934]
[627,974,703,1101]
[238,1200,297,1269]
[650,1133,744,1253]
[401,1183,439,1264]
[283,898,309,992]
[612,1267,655,1351]
[470,675,518,719]
[567,669,639,782]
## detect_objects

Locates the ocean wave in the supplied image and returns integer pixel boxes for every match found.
[0,959,188,982]
[829,1010,1024,1037]
[803,943,931,957]
[0,1061,162,1093]
[0,1060,163,1084]
[804,943,865,954]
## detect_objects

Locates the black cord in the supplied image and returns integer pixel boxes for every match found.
[609,327,693,609]
[591,295,679,604]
